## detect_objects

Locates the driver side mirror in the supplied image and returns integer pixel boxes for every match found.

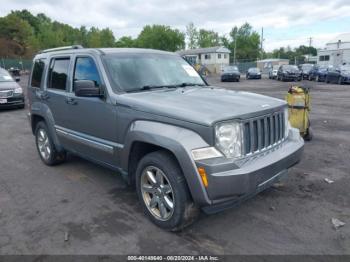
[15,77,20,82]
[74,80,102,97]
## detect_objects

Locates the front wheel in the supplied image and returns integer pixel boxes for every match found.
[136,151,199,231]
[338,77,343,85]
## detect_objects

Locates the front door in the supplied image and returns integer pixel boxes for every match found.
[63,55,118,165]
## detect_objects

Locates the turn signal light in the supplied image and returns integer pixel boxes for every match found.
[198,167,208,187]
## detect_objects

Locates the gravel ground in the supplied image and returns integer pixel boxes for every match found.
[0,75,349,255]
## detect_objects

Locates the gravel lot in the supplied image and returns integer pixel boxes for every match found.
[0,75,349,255]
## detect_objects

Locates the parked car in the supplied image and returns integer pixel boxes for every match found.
[299,64,314,80]
[268,65,279,79]
[277,65,301,81]
[28,46,304,231]
[221,66,240,82]
[326,64,350,84]
[308,65,330,82]
[246,67,262,79]
[0,68,24,109]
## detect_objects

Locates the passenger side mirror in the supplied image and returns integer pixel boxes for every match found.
[74,80,102,97]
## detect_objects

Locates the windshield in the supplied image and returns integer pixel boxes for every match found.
[340,65,350,72]
[224,66,238,72]
[103,53,205,93]
[0,71,14,82]
[283,65,298,70]
[248,68,259,73]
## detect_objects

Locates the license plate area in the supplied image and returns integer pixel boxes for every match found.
[0,98,8,104]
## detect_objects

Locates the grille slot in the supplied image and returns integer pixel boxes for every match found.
[0,90,13,98]
[243,110,285,155]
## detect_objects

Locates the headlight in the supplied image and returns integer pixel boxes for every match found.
[284,107,290,138]
[14,87,23,94]
[215,122,242,158]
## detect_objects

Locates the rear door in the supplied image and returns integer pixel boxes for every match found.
[43,57,71,128]
[63,55,117,165]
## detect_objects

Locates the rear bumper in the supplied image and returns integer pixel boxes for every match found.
[195,128,304,213]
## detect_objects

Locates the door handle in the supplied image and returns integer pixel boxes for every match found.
[66,97,77,105]
[39,93,50,100]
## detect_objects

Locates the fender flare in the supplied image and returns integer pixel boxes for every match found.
[30,102,64,152]
[121,120,212,206]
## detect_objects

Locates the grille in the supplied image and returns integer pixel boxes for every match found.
[0,90,13,98]
[243,110,286,155]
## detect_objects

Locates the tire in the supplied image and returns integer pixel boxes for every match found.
[316,75,319,82]
[326,76,330,83]
[136,150,199,231]
[338,77,343,85]
[304,127,313,141]
[237,77,240,82]
[35,121,66,166]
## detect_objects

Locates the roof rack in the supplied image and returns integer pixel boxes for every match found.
[40,45,84,54]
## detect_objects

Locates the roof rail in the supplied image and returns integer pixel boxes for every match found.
[40,45,84,54]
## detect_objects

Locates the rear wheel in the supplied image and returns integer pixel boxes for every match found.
[35,121,66,166]
[136,151,199,231]
[326,76,330,83]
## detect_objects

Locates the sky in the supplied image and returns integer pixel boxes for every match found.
[1,0,349,51]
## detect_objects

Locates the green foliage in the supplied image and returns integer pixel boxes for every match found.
[197,29,220,48]
[265,45,317,64]
[186,22,198,49]
[136,25,185,51]
[229,23,261,60]
[115,36,136,48]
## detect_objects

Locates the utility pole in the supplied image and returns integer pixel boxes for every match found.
[233,37,237,65]
[261,27,264,59]
[308,37,312,62]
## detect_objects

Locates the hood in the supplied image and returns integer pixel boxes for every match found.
[222,71,240,75]
[285,69,300,74]
[118,87,286,126]
[0,81,19,90]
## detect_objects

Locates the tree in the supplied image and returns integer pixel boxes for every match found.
[136,25,185,51]
[197,29,220,48]
[228,23,260,60]
[115,36,136,47]
[186,22,198,49]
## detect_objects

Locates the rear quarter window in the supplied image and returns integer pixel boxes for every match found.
[31,59,45,88]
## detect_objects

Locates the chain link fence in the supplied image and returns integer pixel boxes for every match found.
[0,58,32,72]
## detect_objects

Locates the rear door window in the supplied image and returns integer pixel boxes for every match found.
[48,58,70,91]
[31,59,45,88]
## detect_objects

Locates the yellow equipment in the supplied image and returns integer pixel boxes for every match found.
[286,86,312,141]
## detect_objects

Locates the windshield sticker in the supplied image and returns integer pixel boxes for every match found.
[3,76,12,80]
[182,65,200,77]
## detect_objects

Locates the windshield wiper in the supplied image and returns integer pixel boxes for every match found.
[175,83,206,87]
[127,83,205,93]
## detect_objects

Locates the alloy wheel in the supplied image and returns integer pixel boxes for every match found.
[140,166,175,221]
[37,128,51,160]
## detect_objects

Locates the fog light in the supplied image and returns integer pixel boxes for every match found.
[198,167,208,188]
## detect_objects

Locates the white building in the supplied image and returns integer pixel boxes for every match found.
[177,46,231,74]
[317,33,350,67]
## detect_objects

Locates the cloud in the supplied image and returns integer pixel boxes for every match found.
[1,0,349,50]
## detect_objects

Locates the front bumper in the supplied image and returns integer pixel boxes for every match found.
[0,95,24,108]
[248,74,261,79]
[221,74,240,81]
[283,74,300,81]
[195,129,304,213]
